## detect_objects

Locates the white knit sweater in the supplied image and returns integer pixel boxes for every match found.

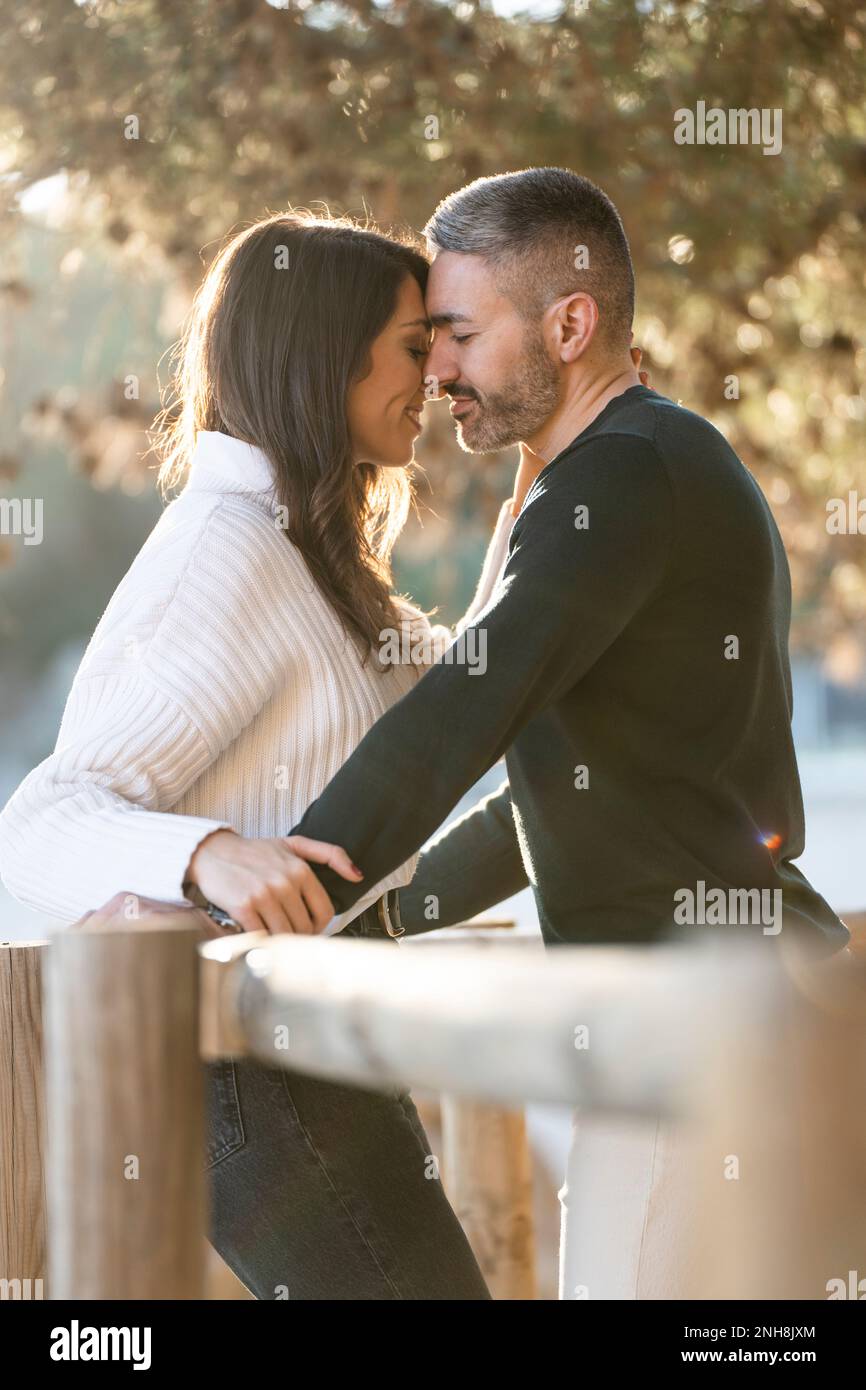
[0,430,512,931]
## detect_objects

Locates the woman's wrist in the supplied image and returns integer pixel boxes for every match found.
[184,827,238,891]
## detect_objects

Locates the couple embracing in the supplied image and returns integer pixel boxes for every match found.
[0,167,848,1300]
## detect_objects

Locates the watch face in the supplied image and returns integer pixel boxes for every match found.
[185,879,239,930]
[205,903,240,929]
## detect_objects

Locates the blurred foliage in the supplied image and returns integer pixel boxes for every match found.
[0,0,864,663]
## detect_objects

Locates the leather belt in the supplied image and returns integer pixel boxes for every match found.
[339,889,405,939]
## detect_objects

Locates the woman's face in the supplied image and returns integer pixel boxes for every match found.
[347,274,432,468]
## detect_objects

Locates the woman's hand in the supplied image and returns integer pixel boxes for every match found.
[185,829,363,935]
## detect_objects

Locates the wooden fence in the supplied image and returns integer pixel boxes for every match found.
[2,910,865,1299]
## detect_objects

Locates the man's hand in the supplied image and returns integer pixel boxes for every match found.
[630,342,652,387]
[185,829,363,935]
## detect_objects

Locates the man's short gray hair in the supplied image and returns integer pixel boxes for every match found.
[424,167,634,351]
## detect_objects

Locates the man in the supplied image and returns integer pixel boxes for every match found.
[288,166,847,960]
[286,166,850,1300]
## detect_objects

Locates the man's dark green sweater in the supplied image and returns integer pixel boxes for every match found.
[291,384,849,956]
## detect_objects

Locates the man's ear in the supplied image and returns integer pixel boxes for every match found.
[552,292,599,363]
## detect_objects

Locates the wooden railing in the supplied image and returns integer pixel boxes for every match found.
[2,908,866,1300]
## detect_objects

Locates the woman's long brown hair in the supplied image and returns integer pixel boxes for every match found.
[151,211,430,660]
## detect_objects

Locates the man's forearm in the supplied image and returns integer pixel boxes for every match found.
[289,646,516,913]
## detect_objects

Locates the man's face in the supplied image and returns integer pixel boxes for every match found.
[424,251,561,453]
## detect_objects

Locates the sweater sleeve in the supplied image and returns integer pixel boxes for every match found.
[0,498,296,924]
[398,500,514,663]
[397,781,529,934]
[455,499,516,636]
[289,436,674,912]
[0,674,236,922]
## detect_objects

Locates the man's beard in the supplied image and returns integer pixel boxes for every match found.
[453,326,561,453]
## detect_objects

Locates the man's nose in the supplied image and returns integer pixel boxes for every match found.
[423,339,457,399]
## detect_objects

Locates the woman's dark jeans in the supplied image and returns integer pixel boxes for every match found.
[204,929,492,1300]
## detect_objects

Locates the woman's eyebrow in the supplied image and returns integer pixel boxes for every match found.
[399,316,433,330]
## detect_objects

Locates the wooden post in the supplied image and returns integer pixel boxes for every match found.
[440,1097,537,1300]
[0,940,49,1300]
[683,939,866,1298]
[414,924,537,1299]
[44,911,207,1299]
[556,934,866,1300]
[841,909,866,956]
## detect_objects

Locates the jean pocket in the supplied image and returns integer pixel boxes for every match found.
[204,1058,246,1170]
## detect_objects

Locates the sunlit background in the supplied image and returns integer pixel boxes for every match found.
[2,0,865,949]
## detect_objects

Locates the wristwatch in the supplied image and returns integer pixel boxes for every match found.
[183,878,243,931]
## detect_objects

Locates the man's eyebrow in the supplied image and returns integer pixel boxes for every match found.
[399,317,433,330]
[428,312,474,327]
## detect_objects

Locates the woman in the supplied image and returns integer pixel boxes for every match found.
[0,210,491,1299]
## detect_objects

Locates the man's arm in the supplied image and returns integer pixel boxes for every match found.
[397,781,529,935]
[290,436,674,912]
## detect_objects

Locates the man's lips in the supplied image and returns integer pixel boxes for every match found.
[449,397,477,418]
